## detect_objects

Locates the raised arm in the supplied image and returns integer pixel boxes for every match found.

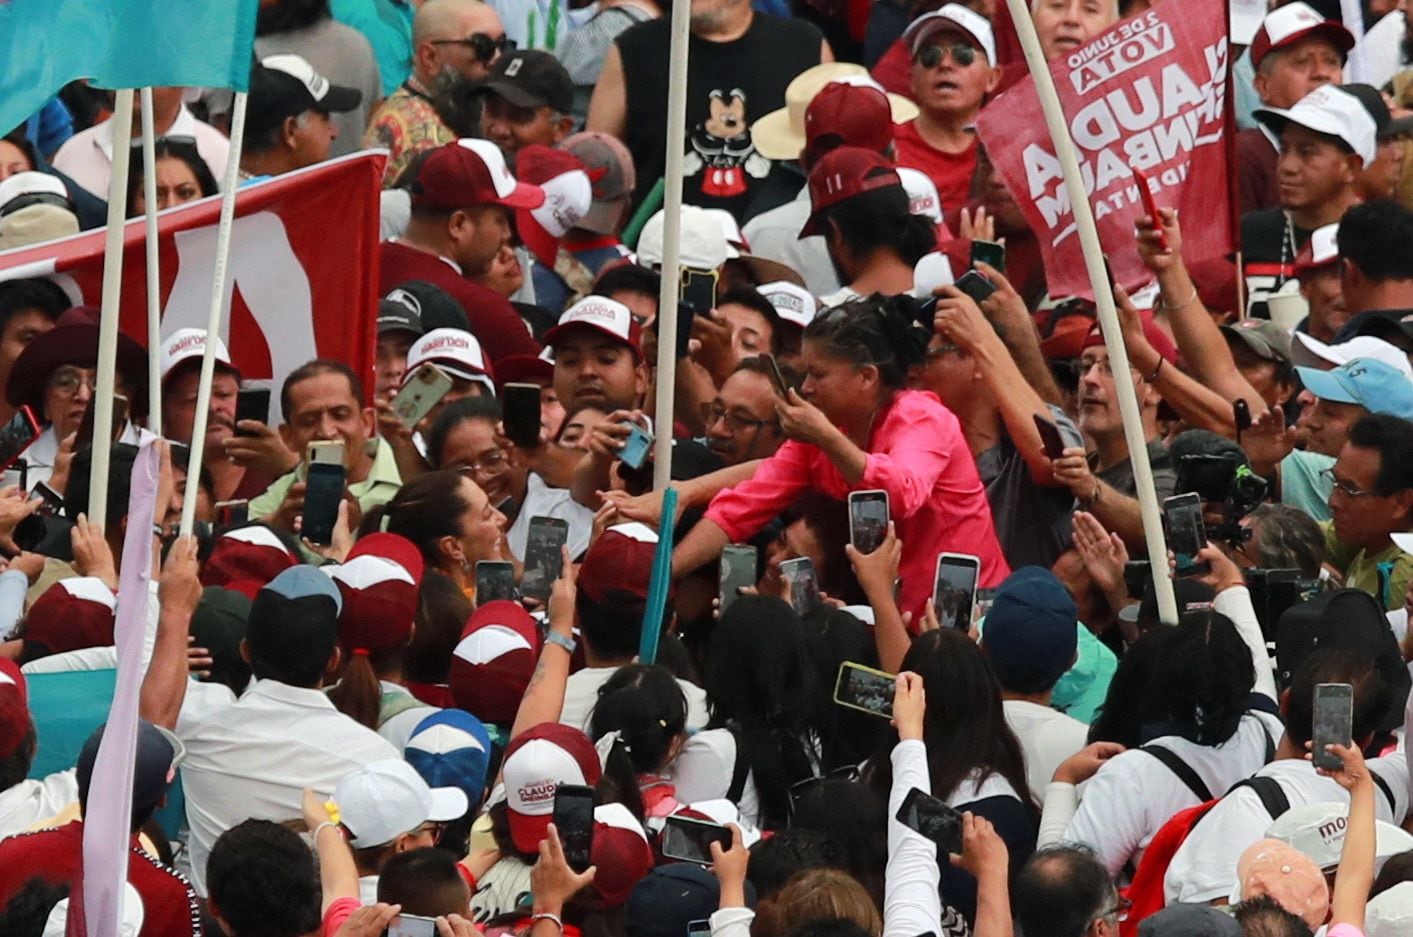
[139,535,202,730]
[846,524,911,672]
[509,548,577,740]
[1320,743,1375,932]
[975,263,1065,407]
[885,672,943,937]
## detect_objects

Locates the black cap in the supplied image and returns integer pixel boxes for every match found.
[377,295,424,337]
[382,281,471,333]
[476,50,574,115]
[1341,83,1396,139]
[247,53,363,139]
[192,585,253,681]
[1121,578,1217,630]
[76,719,184,815]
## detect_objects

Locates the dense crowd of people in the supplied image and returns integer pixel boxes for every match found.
[6,0,1413,935]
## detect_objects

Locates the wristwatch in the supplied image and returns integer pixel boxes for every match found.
[545,630,576,654]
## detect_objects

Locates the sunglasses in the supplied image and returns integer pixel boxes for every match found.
[915,42,979,69]
[433,32,516,62]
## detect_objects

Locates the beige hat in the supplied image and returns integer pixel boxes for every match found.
[750,63,918,161]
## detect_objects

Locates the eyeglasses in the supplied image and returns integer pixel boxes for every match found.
[432,33,515,62]
[915,42,979,69]
[926,342,961,360]
[454,449,510,478]
[1321,468,1383,500]
[47,370,99,396]
[707,402,778,435]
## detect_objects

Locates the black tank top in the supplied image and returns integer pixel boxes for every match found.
[617,12,824,221]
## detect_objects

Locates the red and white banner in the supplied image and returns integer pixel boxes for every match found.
[0,151,385,411]
[976,0,1232,299]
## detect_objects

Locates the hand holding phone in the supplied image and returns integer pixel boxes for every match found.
[235,388,271,436]
[522,516,570,602]
[834,661,896,718]
[616,420,653,470]
[895,787,964,854]
[475,560,517,603]
[552,784,596,873]
[848,490,889,555]
[1132,167,1169,251]
[719,544,757,616]
[1163,493,1207,576]
[503,382,544,449]
[300,462,345,545]
[934,553,980,631]
[954,270,997,305]
[1033,414,1066,461]
[661,815,733,865]
[780,557,821,615]
[1312,683,1353,772]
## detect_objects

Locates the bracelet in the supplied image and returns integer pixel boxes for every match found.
[531,913,564,932]
[1144,357,1165,383]
[312,821,343,840]
[1156,285,1197,312]
[1082,480,1102,509]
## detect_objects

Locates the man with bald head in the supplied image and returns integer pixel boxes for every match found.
[364,0,510,184]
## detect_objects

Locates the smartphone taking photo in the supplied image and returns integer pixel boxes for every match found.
[475,560,517,604]
[503,382,544,448]
[895,787,964,854]
[522,516,569,602]
[833,661,896,719]
[235,387,272,435]
[1312,682,1353,771]
[301,462,345,545]
[661,815,733,865]
[718,544,757,616]
[1163,492,1207,576]
[391,362,453,429]
[1033,414,1067,461]
[780,557,821,615]
[848,490,889,555]
[933,553,980,631]
[552,783,596,873]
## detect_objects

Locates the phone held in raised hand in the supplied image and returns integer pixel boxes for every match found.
[386,915,438,937]
[1033,413,1066,461]
[503,382,544,449]
[391,362,453,429]
[235,387,271,435]
[1132,166,1169,251]
[1163,492,1207,576]
[616,418,654,470]
[895,787,964,854]
[718,544,757,616]
[1312,682,1353,771]
[848,489,889,555]
[970,239,1005,273]
[301,462,345,545]
[954,270,997,305]
[933,553,980,631]
[552,783,596,872]
[661,815,733,865]
[761,353,790,398]
[833,661,896,718]
[522,516,569,602]
[780,556,821,615]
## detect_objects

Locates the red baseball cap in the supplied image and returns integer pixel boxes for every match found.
[22,578,117,656]
[802,80,895,168]
[577,522,659,604]
[412,139,546,212]
[515,144,594,269]
[799,147,904,239]
[496,350,555,390]
[201,525,299,598]
[591,803,656,906]
[1249,2,1354,70]
[1082,310,1178,364]
[326,533,425,656]
[449,600,542,725]
[0,690,33,761]
[502,722,602,854]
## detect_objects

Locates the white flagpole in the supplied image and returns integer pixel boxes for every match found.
[89,90,137,525]
[1002,0,1179,625]
[651,0,692,493]
[139,88,162,436]
[179,91,247,536]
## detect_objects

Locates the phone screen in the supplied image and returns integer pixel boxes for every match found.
[1033,414,1066,460]
[833,662,896,718]
[895,787,964,854]
[661,816,732,865]
[215,499,249,527]
[616,422,653,470]
[552,784,596,873]
[781,557,821,615]
[522,517,569,601]
[934,554,980,631]
[970,239,1005,273]
[680,267,719,314]
[954,270,997,305]
[503,382,543,449]
[392,363,453,429]
[848,490,889,555]
[475,560,517,603]
[235,387,271,435]
[0,406,39,470]
[688,921,713,937]
[1312,683,1353,771]
[301,462,345,545]
[1163,493,1206,574]
[386,915,439,937]
[719,544,758,616]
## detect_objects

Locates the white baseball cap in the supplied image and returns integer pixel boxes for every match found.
[1291,333,1413,377]
[1266,801,1413,870]
[333,758,469,848]
[1249,2,1354,69]
[1293,223,1340,275]
[903,4,997,64]
[758,281,818,330]
[898,167,943,225]
[1255,85,1378,168]
[636,205,741,270]
[405,327,495,395]
[543,295,643,355]
[159,328,234,381]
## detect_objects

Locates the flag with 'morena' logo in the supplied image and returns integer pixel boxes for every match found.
[0,0,259,137]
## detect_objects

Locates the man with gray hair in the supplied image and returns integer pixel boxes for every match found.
[364,0,510,184]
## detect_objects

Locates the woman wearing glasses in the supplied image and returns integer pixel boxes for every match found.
[4,307,150,493]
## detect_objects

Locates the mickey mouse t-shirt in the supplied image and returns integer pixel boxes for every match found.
[616,12,824,221]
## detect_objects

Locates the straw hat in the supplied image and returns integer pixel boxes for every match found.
[750,63,918,161]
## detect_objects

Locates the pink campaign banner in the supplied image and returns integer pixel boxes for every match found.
[976,0,1233,298]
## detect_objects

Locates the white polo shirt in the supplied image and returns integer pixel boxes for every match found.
[1164,754,1410,904]
[51,104,229,200]
[176,677,399,895]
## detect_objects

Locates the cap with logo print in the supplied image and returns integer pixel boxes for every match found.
[543,295,643,358]
[404,328,496,395]
[247,54,362,138]
[412,138,546,212]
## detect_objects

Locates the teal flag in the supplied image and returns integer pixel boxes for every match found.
[0,0,259,137]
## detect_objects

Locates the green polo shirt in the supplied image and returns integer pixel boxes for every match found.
[249,438,403,521]
[1322,521,1413,611]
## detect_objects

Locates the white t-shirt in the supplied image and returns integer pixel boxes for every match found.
[505,473,596,563]
[663,728,762,828]
[1003,699,1089,804]
[0,770,78,839]
[1063,710,1284,876]
[1164,754,1411,904]
[558,667,710,733]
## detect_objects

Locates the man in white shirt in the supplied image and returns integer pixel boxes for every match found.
[979,567,1089,803]
[141,564,399,895]
[1164,647,1409,904]
[557,524,709,731]
[52,87,229,199]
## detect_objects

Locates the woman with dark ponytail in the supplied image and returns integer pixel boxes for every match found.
[672,295,1010,619]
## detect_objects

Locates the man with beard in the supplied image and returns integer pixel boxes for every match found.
[365,0,510,185]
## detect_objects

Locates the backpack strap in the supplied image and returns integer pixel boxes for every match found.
[725,724,752,804]
[1141,745,1214,803]
[1232,775,1291,819]
[1372,769,1397,816]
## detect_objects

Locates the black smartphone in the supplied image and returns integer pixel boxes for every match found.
[680,266,719,314]
[1312,683,1353,771]
[661,815,732,865]
[760,353,790,397]
[895,787,964,854]
[235,387,271,436]
[475,560,517,604]
[0,406,40,471]
[934,553,980,631]
[1033,413,1067,460]
[301,461,345,545]
[522,516,569,602]
[954,270,997,305]
[1163,492,1207,576]
[75,393,128,450]
[718,544,757,616]
[847,490,889,555]
[780,557,821,615]
[551,783,596,873]
[503,382,543,449]
[387,915,439,937]
[687,921,713,937]
[970,239,1005,273]
[1123,560,1153,600]
[1234,399,1252,439]
[833,661,896,718]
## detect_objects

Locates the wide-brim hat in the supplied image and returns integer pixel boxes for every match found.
[5,307,148,417]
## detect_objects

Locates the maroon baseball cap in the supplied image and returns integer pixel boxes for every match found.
[201,525,299,598]
[412,139,546,212]
[799,147,904,239]
[577,522,658,604]
[327,533,425,656]
[0,658,25,704]
[22,578,117,656]
[1249,2,1354,70]
[449,600,542,725]
[802,80,895,169]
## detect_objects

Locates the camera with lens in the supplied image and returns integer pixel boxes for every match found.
[1243,567,1322,641]
[1175,453,1268,547]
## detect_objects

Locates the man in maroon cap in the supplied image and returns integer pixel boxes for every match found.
[379,139,546,366]
[1235,3,1354,214]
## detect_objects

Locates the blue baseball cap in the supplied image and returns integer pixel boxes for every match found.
[980,566,1078,694]
[404,709,494,809]
[1296,358,1413,419]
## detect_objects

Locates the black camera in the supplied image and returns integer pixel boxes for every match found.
[1243,568,1321,641]
[1175,453,1269,546]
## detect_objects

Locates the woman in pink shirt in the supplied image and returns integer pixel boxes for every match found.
[672,296,1009,620]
